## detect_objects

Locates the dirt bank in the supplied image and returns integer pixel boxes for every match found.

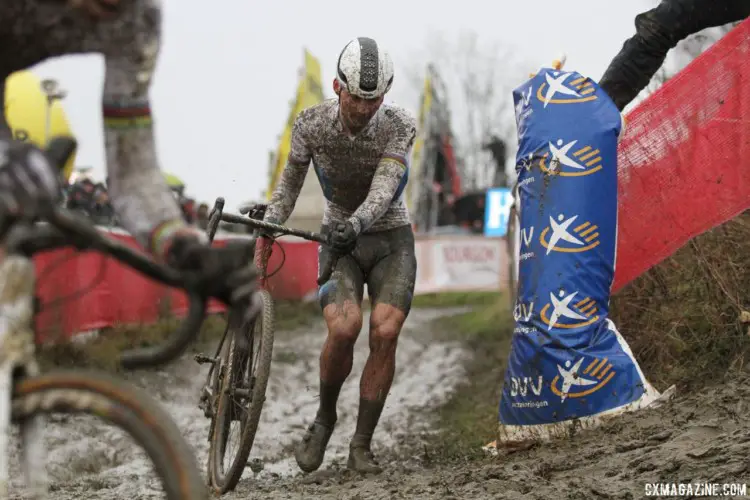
[237,373,750,500]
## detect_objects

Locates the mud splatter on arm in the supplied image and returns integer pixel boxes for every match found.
[348,109,416,234]
[264,114,312,224]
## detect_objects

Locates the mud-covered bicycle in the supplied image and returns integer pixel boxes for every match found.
[196,197,339,494]
[0,138,250,499]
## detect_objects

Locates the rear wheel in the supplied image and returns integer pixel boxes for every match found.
[12,371,208,499]
[208,289,274,494]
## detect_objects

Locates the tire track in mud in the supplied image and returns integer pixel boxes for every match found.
[11,307,750,499]
[8,306,471,499]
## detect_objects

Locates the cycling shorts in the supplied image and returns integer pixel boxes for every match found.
[317,224,417,315]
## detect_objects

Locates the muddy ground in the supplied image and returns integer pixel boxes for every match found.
[8,306,750,499]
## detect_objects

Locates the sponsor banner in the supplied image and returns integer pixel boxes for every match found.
[414,237,506,294]
[432,238,503,291]
[499,68,650,426]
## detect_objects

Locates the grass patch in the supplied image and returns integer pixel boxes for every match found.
[425,293,514,462]
[37,299,321,372]
[411,291,501,309]
[610,212,750,390]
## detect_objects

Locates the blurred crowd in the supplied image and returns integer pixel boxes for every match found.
[63,177,252,234]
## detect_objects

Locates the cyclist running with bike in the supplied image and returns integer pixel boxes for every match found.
[0,0,258,308]
[262,37,417,474]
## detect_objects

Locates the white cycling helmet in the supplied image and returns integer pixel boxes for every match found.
[336,37,394,99]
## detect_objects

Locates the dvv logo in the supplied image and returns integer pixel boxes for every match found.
[536,72,597,107]
[539,290,600,331]
[539,214,600,254]
[550,356,616,402]
[539,138,604,177]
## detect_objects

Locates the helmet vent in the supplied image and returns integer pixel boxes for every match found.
[358,37,379,92]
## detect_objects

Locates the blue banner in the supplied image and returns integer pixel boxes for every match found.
[498,68,648,426]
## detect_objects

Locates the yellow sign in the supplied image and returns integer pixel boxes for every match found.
[4,71,76,181]
[266,49,325,199]
[407,69,433,211]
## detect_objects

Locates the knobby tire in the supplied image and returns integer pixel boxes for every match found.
[11,370,208,499]
[208,289,274,494]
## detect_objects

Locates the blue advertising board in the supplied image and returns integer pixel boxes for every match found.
[484,187,513,237]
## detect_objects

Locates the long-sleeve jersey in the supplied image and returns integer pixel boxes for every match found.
[264,99,417,234]
[0,0,189,255]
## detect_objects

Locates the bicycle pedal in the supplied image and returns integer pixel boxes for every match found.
[194,354,217,365]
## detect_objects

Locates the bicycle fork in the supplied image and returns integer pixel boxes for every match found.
[0,255,48,498]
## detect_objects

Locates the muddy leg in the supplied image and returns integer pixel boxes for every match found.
[348,303,406,474]
[295,253,364,473]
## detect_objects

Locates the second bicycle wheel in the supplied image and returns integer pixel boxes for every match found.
[208,289,274,494]
[11,370,208,499]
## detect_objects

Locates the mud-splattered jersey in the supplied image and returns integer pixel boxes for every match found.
[265,98,417,234]
[0,0,189,255]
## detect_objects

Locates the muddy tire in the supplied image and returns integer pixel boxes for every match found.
[11,371,208,499]
[208,289,274,494]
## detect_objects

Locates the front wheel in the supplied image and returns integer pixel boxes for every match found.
[208,289,275,494]
[12,370,208,499]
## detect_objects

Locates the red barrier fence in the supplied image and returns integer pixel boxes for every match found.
[613,18,750,293]
[33,229,507,340]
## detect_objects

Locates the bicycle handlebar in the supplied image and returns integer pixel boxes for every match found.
[1,137,211,370]
[207,198,341,286]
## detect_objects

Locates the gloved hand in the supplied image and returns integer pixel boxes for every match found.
[68,0,121,19]
[165,233,260,312]
[0,140,61,218]
[329,221,358,254]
